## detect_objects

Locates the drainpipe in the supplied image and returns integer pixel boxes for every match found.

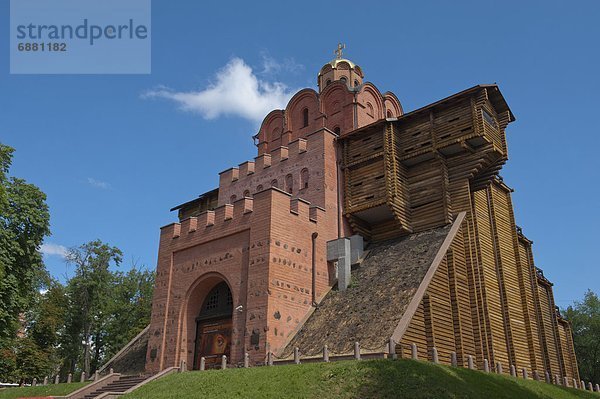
[336,144,343,239]
[353,92,358,129]
[311,232,318,306]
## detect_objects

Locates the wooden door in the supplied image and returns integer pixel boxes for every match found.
[194,318,232,369]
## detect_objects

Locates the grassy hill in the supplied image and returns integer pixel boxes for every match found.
[0,381,88,399]
[124,359,598,399]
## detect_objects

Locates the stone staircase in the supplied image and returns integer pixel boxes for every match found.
[83,375,148,398]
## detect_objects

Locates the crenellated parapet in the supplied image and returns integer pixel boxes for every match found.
[218,128,334,213]
[220,138,308,187]
[160,187,324,243]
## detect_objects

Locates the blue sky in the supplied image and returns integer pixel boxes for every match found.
[1,0,598,307]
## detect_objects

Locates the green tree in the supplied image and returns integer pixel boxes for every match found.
[29,280,67,352]
[564,290,600,384]
[0,338,17,382]
[0,269,63,381]
[25,279,68,379]
[64,240,122,375]
[14,337,52,384]
[104,266,154,360]
[0,143,50,339]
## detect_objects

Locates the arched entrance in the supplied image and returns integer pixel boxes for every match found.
[193,281,233,369]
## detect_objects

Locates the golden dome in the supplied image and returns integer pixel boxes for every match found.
[328,58,356,69]
[318,58,364,79]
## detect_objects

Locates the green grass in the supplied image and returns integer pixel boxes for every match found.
[124,359,599,399]
[0,382,88,399]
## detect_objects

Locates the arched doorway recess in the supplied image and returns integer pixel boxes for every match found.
[193,281,233,369]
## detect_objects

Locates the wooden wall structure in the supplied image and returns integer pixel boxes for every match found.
[340,85,579,380]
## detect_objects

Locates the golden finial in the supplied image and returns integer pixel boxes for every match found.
[334,43,345,59]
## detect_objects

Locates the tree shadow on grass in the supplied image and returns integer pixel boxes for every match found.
[353,359,597,399]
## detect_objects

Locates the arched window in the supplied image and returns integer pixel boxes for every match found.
[243,190,251,198]
[326,79,332,86]
[387,109,393,118]
[354,80,359,87]
[271,127,281,140]
[271,179,278,189]
[197,282,233,321]
[230,195,237,203]
[301,168,309,190]
[302,108,309,128]
[334,126,341,135]
[366,102,374,117]
[285,174,293,194]
[340,76,347,84]
[256,184,263,192]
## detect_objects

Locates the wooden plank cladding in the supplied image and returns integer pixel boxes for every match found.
[517,232,545,374]
[473,188,511,368]
[341,85,510,239]
[385,123,411,230]
[537,278,561,376]
[407,157,449,232]
[339,84,578,380]
[343,125,386,213]
[342,122,412,239]
[346,157,387,209]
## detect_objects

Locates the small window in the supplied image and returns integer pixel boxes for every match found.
[366,102,374,117]
[301,168,309,189]
[302,108,309,128]
[204,289,220,310]
[326,79,332,86]
[230,195,237,203]
[354,80,359,87]
[285,174,293,194]
[340,76,347,84]
[271,179,278,189]
[387,110,393,118]
[482,109,497,128]
[256,184,263,192]
[334,126,341,135]
[243,190,251,198]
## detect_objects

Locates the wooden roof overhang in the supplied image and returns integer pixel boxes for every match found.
[170,188,219,212]
[338,84,515,143]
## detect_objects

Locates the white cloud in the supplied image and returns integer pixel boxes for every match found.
[40,243,68,259]
[142,57,298,123]
[259,52,304,76]
[87,177,111,190]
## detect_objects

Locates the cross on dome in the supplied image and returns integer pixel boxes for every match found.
[334,43,345,59]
